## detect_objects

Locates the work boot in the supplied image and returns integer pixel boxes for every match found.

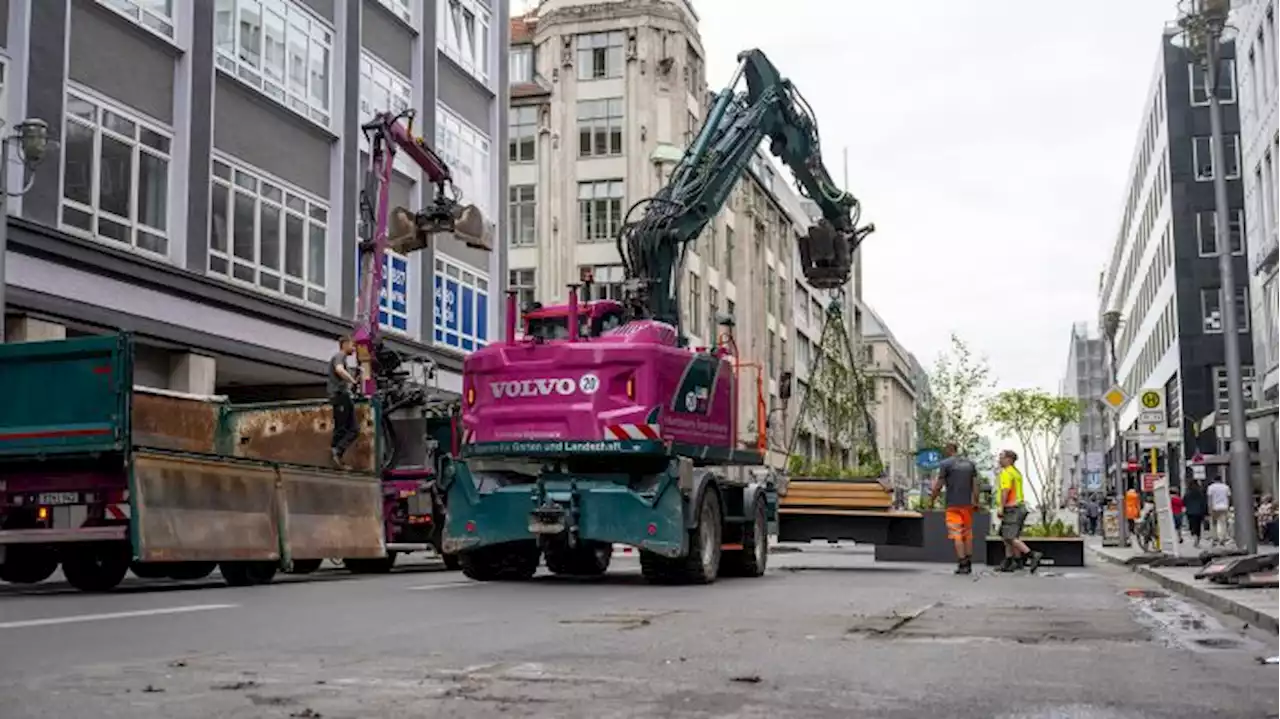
[1026,550,1044,574]
[996,557,1016,573]
[955,558,972,575]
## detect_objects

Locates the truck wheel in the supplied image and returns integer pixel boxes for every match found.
[344,553,397,574]
[63,543,130,592]
[640,488,722,585]
[442,553,461,571]
[0,545,59,584]
[220,560,278,587]
[544,541,612,577]
[459,542,540,581]
[720,498,768,578]
[166,562,216,581]
[288,559,323,575]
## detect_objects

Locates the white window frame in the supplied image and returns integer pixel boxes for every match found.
[509,45,533,85]
[433,254,490,353]
[1192,134,1242,181]
[436,105,492,221]
[509,105,537,164]
[576,31,624,81]
[1200,286,1250,334]
[207,153,330,307]
[1212,365,1256,412]
[359,51,415,177]
[1189,59,1236,106]
[59,86,173,259]
[214,0,333,128]
[0,55,9,147]
[508,184,536,247]
[577,97,624,158]
[1195,209,1246,257]
[577,180,624,243]
[98,0,176,40]
[373,0,412,25]
[508,268,535,309]
[438,0,491,86]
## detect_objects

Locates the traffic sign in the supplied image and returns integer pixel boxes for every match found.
[915,448,943,470]
[1141,472,1165,492]
[1102,385,1129,411]
[1134,388,1168,447]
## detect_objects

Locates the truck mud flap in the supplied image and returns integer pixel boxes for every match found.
[131,450,281,562]
[277,466,385,561]
[777,509,924,547]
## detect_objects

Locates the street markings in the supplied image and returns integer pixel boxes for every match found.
[0,603,238,630]
[405,581,479,591]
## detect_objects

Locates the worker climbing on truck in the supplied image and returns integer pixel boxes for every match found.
[329,335,360,468]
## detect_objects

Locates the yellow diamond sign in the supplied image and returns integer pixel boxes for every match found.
[1103,385,1128,410]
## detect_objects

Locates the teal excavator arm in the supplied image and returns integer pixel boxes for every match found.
[617,48,874,337]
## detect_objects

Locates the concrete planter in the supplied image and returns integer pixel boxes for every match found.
[874,510,992,563]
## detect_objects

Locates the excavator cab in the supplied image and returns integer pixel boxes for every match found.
[522,301,626,341]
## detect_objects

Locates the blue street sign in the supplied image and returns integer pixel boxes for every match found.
[915,448,943,470]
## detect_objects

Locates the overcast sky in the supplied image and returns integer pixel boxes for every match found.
[689,0,1184,479]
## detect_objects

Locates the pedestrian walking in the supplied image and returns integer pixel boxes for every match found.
[1169,487,1185,543]
[1124,487,1140,539]
[1206,475,1232,546]
[1085,494,1101,536]
[929,442,980,575]
[996,450,1042,573]
[328,335,360,468]
[1183,479,1207,548]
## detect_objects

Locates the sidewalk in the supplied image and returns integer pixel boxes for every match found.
[1088,537,1279,634]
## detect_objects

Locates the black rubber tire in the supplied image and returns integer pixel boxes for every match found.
[720,498,768,578]
[459,542,540,582]
[343,553,397,574]
[166,562,217,581]
[640,489,722,585]
[62,543,131,592]
[442,552,462,571]
[288,558,323,575]
[544,541,612,577]
[220,560,278,587]
[0,545,59,584]
[130,562,172,579]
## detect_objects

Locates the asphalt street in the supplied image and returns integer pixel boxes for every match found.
[0,546,1276,719]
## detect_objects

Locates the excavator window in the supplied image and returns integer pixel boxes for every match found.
[523,307,625,340]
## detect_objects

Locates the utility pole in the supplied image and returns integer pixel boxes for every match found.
[1102,310,1129,547]
[1177,0,1257,554]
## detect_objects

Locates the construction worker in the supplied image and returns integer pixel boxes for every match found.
[329,336,360,468]
[929,442,980,575]
[1124,486,1141,538]
[997,450,1042,572]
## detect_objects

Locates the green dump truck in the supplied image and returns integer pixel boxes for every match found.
[0,333,388,592]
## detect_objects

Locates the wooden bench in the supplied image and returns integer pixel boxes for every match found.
[778,479,922,547]
[984,536,1086,567]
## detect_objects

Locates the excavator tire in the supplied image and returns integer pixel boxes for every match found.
[640,488,722,585]
[0,545,59,584]
[442,553,462,571]
[544,541,612,577]
[459,541,540,582]
[719,498,768,578]
[220,560,278,587]
[62,542,131,592]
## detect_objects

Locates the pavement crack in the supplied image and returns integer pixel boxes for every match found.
[846,603,935,637]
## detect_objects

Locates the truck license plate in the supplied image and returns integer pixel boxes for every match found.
[37,492,80,505]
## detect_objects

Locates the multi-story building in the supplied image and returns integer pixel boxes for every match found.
[1236,1,1278,490]
[506,0,864,469]
[1096,30,1257,488]
[2,0,508,398]
[1056,322,1109,503]
[858,303,917,491]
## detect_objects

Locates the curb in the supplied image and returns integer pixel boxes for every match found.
[1089,546,1279,634]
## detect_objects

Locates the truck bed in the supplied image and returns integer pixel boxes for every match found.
[0,334,385,564]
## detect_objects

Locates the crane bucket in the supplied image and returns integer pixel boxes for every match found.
[797,220,852,290]
[386,202,491,255]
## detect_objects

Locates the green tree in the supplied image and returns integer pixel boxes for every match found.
[918,334,996,454]
[986,389,1083,524]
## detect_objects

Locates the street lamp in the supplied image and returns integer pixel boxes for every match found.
[1175,0,1257,554]
[0,117,54,343]
[1101,308,1130,547]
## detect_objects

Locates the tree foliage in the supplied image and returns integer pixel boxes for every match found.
[986,389,1083,523]
[917,334,996,454]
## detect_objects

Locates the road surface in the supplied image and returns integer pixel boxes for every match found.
[0,546,1275,718]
